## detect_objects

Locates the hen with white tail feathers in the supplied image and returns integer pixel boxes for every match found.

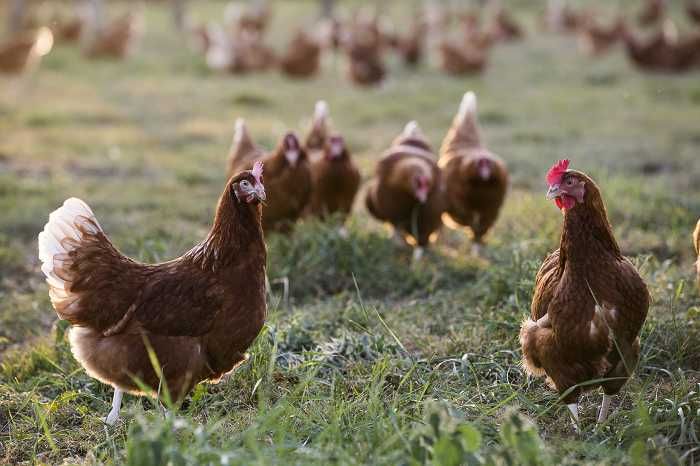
[37,166,268,425]
[438,91,508,245]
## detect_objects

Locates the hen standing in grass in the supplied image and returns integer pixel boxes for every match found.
[365,121,444,260]
[38,164,268,425]
[0,27,53,74]
[520,160,650,426]
[279,29,322,78]
[439,91,508,250]
[229,124,311,232]
[83,12,140,60]
[305,102,360,222]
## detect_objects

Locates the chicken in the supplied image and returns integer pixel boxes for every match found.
[488,8,525,42]
[229,125,312,232]
[344,31,386,86]
[303,101,359,222]
[461,13,496,50]
[51,15,84,43]
[391,21,425,66]
[519,159,650,426]
[365,121,444,260]
[204,22,276,74]
[438,39,487,75]
[438,92,508,247]
[577,16,624,56]
[279,29,322,78]
[38,164,268,425]
[542,0,588,34]
[638,0,666,27]
[621,22,700,72]
[224,0,271,37]
[308,134,360,222]
[83,12,140,60]
[0,27,53,74]
[694,219,700,290]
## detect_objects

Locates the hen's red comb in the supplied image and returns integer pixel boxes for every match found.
[252,161,263,183]
[546,159,570,185]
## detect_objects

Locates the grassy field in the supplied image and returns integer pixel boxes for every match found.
[1,0,700,464]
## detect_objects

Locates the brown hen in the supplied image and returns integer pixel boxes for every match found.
[38,165,267,425]
[230,126,312,232]
[439,92,508,248]
[438,39,487,75]
[0,27,53,74]
[279,29,321,78]
[304,100,359,222]
[577,16,624,56]
[83,12,140,60]
[520,159,650,426]
[366,121,444,260]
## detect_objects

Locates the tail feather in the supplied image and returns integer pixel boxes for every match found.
[402,120,424,140]
[38,198,102,311]
[442,91,481,153]
[457,91,477,125]
[313,100,329,125]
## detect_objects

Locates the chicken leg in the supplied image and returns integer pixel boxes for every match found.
[597,394,612,423]
[105,388,123,425]
[567,402,580,431]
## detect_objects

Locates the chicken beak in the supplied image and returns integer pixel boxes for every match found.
[546,184,561,200]
[478,165,491,180]
[255,185,267,202]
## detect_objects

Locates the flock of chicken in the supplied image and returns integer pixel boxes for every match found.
[12,0,697,437]
[0,10,141,73]
[552,0,700,72]
[225,93,507,259]
[36,84,700,429]
[3,0,700,79]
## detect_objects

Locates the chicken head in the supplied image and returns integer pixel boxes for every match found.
[232,161,266,204]
[545,159,585,211]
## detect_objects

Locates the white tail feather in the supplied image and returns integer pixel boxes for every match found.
[234,118,247,145]
[457,91,477,125]
[402,120,424,139]
[314,100,329,123]
[38,198,101,292]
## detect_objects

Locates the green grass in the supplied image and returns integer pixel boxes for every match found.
[1,0,700,464]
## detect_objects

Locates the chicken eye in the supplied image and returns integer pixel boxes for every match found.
[240,180,251,189]
[565,178,574,186]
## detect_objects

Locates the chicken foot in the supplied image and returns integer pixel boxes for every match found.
[104,387,123,426]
